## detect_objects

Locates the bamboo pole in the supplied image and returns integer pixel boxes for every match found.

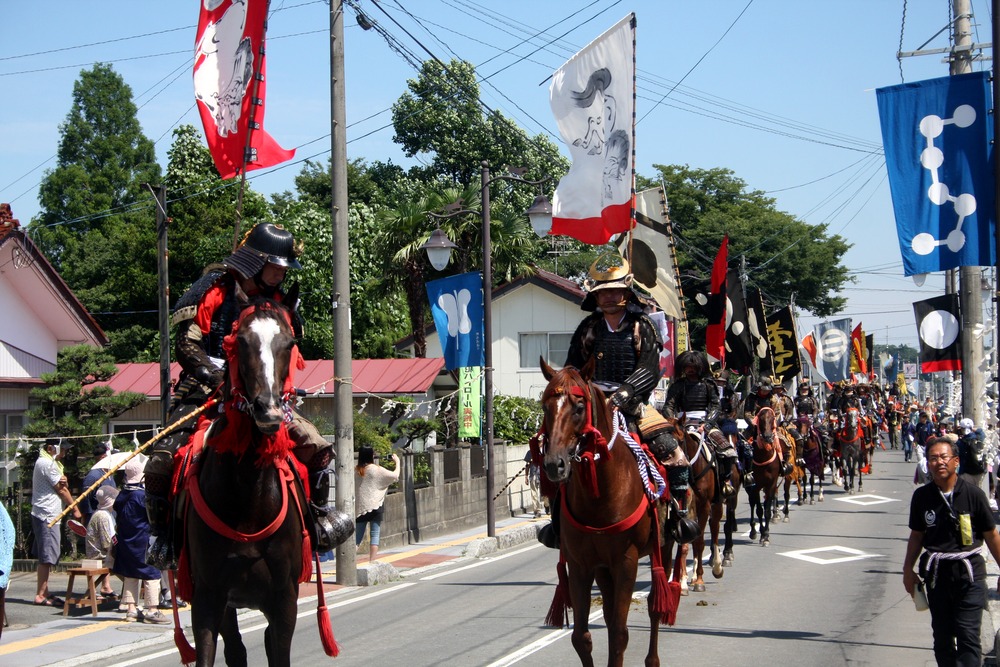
[48,398,219,528]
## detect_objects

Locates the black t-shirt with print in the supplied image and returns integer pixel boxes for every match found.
[908,476,996,579]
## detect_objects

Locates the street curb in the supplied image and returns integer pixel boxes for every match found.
[464,523,541,558]
[357,560,400,586]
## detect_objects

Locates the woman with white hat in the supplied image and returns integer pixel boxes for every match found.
[112,457,167,624]
[86,485,119,599]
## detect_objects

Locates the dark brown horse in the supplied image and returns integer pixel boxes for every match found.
[746,407,782,546]
[836,408,866,494]
[181,289,317,667]
[793,419,825,504]
[661,419,732,593]
[537,358,674,667]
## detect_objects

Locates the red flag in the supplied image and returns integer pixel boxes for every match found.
[800,333,818,368]
[705,235,728,363]
[193,0,295,179]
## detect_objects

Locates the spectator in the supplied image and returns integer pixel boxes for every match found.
[112,458,167,624]
[86,486,119,599]
[903,436,1000,666]
[957,418,987,491]
[31,435,82,606]
[355,447,399,562]
[0,498,14,639]
[523,450,544,518]
[80,443,117,527]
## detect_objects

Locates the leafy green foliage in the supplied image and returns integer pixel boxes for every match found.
[654,164,852,348]
[19,344,146,487]
[31,64,163,361]
[493,395,542,445]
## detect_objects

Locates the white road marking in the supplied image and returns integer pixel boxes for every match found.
[778,545,882,565]
[420,544,542,581]
[485,609,603,667]
[834,494,897,506]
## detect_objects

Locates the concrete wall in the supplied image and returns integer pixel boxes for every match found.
[368,442,513,549]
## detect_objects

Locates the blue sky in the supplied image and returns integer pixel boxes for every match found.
[2,0,993,351]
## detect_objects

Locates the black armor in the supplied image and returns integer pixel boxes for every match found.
[795,395,818,417]
[663,377,720,425]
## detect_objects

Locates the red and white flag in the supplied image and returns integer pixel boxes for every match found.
[193,0,295,179]
[549,14,635,245]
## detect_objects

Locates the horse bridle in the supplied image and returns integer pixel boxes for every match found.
[538,380,606,463]
[224,302,297,422]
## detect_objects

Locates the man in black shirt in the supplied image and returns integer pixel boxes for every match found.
[903,436,1000,666]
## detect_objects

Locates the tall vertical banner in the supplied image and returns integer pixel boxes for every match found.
[723,269,753,372]
[800,332,826,381]
[648,312,674,378]
[704,235,728,364]
[850,323,867,374]
[194,0,295,179]
[619,187,684,318]
[458,367,481,439]
[550,14,635,245]
[814,319,853,383]
[426,272,485,371]
[766,306,802,382]
[913,293,962,372]
[865,333,875,380]
[876,71,995,275]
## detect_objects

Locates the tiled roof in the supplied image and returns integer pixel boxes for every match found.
[99,358,445,397]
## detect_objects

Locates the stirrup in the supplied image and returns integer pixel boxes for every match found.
[312,505,354,552]
[146,536,177,571]
[537,523,559,549]
[722,481,735,497]
[744,471,755,487]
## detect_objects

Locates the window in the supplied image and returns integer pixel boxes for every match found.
[519,333,573,368]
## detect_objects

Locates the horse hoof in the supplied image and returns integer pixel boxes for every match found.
[722,558,734,568]
[809,498,814,505]
[761,538,770,547]
[818,494,824,502]
[693,582,706,592]
[749,530,758,540]
[712,566,724,579]
[782,516,790,523]
[796,498,803,506]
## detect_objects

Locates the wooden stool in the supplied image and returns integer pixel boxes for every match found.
[63,567,110,617]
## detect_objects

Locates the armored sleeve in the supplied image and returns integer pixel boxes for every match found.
[616,315,663,408]
[661,381,683,419]
[704,378,721,426]
[564,314,599,370]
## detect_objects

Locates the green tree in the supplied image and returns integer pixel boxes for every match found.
[164,124,272,292]
[653,164,852,347]
[20,344,145,488]
[391,59,567,215]
[31,64,163,361]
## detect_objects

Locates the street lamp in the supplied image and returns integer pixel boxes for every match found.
[421,161,552,537]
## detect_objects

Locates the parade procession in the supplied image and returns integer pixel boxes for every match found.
[8,2,1000,667]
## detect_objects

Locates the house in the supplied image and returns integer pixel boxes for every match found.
[98,357,449,437]
[396,269,586,400]
[0,205,108,485]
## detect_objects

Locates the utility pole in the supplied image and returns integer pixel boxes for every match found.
[953,0,985,425]
[330,0,356,585]
[150,184,170,427]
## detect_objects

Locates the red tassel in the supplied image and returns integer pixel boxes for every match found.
[300,532,313,584]
[663,581,681,626]
[313,552,340,656]
[649,565,670,622]
[544,559,571,628]
[168,572,197,664]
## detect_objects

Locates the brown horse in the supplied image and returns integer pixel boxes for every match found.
[776,425,804,521]
[836,408,866,494]
[661,419,736,593]
[537,358,674,667]
[746,406,782,546]
[180,288,326,667]
[793,420,825,504]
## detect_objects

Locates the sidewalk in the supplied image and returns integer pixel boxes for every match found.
[0,514,545,667]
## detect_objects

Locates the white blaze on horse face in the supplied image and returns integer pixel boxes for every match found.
[249,317,283,401]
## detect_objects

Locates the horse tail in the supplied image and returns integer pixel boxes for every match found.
[545,556,571,628]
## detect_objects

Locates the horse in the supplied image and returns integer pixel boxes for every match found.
[745,406,782,547]
[179,287,324,667]
[793,419,825,504]
[835,408,866,494]
[775,424,803,521]
[536,358,674,667]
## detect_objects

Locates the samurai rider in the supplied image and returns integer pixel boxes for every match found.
[537,256,697,549]
[741,376,793,476]
[662,351,738,498]
[144,223,352,569]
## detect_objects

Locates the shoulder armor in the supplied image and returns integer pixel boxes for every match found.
[171,268,228,326]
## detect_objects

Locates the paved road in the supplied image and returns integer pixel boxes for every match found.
[5,447,1000,666]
